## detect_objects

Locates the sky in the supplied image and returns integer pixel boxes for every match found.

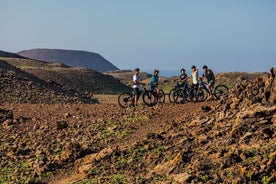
[0,0,275,76]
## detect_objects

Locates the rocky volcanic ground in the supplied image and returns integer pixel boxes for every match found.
[0,68,275,184]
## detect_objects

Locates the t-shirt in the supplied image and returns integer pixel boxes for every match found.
[179,73,187,81]
[192,72,198,85]
[204,69,215,83]
[150,75,159,85]
[133,74,140,88]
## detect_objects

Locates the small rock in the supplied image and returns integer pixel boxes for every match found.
[201,105,212,112]
[56,121,68,130]
[2,119,14,127]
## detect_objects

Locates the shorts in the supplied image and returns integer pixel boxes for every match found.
[133,87,140,95]
[208,80,215,87]
[192,83,199,89]
[149,84,153,91]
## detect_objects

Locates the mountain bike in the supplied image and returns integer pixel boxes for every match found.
[148,84,165,104]
[169,82,202,103]
[198,79,229,100]
[118,86,158,108]
[168,81,183,103]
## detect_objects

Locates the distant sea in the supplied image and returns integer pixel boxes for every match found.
[145,70,179,77]
[145,69,205,78]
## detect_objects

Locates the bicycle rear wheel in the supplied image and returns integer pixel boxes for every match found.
[168,88,176,103]
[118,92,133,108]
[214,85,229,99]
[197,88,206,101]
[158,90,165,103]
[173,89,186,103]
[186,88,198,102]
[142,90,158,106]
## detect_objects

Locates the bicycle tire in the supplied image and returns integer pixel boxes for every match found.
[173,89,186,103]
[168,88,176,103]
[186,88,198,102]
[214,85,229,99]
[118,92,134,108]
[197,88,206,101]
[142,90,158,106]
[158,89,165,103]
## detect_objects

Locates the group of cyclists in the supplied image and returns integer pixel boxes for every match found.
[132,65,215,106]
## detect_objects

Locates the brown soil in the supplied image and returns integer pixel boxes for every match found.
[0,101,217,183]
[0,68,275,184]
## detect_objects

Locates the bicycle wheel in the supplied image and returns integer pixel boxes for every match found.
[197,88,206,101]
[187,88,198,102]
[214,85,229,99]
[158,90,165,103]
[118,92,134,108]
[168,88,176,103]
[173,89,186,103]
[142,90,158,106]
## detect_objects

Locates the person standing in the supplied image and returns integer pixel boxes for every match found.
[150,69,159,92]
[187,65,199,88]
[133,68,142,106]
[202,65,215,97]
[179,68,188,87]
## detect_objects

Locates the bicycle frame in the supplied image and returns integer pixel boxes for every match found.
[199,81,209,94]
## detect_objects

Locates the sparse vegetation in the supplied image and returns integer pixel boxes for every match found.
[0,55,275,183]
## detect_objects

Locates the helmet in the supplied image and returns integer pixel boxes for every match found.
[203,65,208,69]
[191,65,196,69]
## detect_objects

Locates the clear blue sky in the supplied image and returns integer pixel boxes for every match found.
[0,0,275,75]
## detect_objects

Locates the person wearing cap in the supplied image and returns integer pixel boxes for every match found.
[133,68,142,106]
[202,65,215,97]
[150,69,160,93]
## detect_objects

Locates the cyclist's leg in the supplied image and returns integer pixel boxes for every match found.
[133,87,139,105]
[207,80,215,98]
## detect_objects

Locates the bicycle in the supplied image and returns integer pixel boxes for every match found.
[118,86,158,108]
[148,84,165,104]
[168,81,183,103]
[198,79,229,100]
[169,82,202,103]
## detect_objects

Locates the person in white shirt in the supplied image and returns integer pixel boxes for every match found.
[186,65,199,89]
[133,68,142,106]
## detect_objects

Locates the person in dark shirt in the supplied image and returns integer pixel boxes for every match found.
[202,65,215,97]
[179,68,188,86]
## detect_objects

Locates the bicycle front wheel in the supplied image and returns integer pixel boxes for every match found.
[173,89,186,103]
[142,91,158,106]
[118,92,133,108]
[214,85,229,99]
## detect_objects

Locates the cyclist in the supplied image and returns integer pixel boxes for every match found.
[202,65,215,98]
[186,65,199,89]
[179,68,188,87]
[133,68,142,106]
[150,69,160,93]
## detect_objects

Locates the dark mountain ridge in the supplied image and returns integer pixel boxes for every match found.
[0,50,26,59]
[0,59,97,103]
[17,48,119,72]
[1,57,130,94]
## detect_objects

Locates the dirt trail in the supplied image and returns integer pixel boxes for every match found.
[48,101,217,184]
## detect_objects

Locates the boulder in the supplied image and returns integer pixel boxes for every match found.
[0,109,13,124]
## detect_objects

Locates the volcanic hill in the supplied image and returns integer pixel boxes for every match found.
[0,59,96,104]
[17,49,119,72]
[1,56,130,94]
